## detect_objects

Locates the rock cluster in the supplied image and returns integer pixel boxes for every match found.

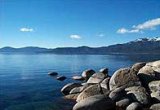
[61,60,160,110]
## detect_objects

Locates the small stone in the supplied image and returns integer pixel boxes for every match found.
[56,76,66,81]
[48,72,58,76]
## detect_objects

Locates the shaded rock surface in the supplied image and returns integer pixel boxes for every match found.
[126,102,142,110]
[82,69,95,80]
[73,95,115,110]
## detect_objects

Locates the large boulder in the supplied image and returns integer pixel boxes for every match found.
[138,60,160,86]
[109,68,141,90]
[87,72,107,84]
[149,80,160,102]
[125,86,149,105]
[150,103,160,110]
[61,83,82,95]
[82,69,95,80]
[72,76,84,81]
[76,84,104,102]
[131,62,146,72]
[70,83,93,94]
[73,95,115,110]
[126,102,142,110]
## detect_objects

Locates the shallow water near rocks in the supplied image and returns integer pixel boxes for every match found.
[0,54,160,110]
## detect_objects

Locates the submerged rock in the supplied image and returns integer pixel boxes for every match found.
[56,76,66,81]
[61,83,82,95]
[73,95,115,110]
[48,72,58,76]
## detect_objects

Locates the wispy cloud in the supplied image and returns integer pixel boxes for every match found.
[70,34,81,39]
[20,27,34,32]
[97,33,105,37]
[117,18,160,34]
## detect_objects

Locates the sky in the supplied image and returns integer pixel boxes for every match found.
[0,0,160,48]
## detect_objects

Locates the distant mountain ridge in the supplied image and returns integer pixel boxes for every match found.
[0,37,160,54]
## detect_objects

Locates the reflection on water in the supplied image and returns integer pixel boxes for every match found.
[0,54,160,110]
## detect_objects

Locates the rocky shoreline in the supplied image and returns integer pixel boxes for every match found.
[60,60,160,110]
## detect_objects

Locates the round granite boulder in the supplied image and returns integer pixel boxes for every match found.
[99,68,109,75]
[126,102,142,110]
[73,95,115,110]
[109,68,141,90]
[61,83,82,95]
[87,72,107,84]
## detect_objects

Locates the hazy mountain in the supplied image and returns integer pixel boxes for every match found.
[0,37,160,54]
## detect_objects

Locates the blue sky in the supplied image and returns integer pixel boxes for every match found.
[0,0,160,48]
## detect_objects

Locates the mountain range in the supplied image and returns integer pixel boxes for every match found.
[0,37,160,54]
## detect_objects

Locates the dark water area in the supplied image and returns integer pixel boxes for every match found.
[0,54,160,110]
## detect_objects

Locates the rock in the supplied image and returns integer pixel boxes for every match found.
[150,103,160,110]
[138,60,160,86]
[56,76,66,81]
[73,95,115,110]
[125,86,149,105]
[109,68,141,90]
[82,69,95,80]
[87,72,107,84]
[76,84,104,102]
[100,77,110,90]
[61,83,82,95]
[131,62,146,72]
[116,97,131,109]
[126,102,142,110]
[109,86,126,101]
[99,68,109,75]
[70,83,93,94]
[72,76,84,81]
[149,80,160,102]
[48,72,58,76]
[64,93,80,100]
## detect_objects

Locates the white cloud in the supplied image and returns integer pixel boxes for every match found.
[20,28,34,32]
[133,18,160,30]
[117,18,160,34]
[97,33,105,37]
[70,34,81,39]
[117,28,139,34]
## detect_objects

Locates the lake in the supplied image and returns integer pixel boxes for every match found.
[0,54,160,110]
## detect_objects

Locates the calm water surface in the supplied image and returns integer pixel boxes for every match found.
[0,54,160,110]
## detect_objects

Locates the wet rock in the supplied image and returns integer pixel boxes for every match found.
[149,80,160,102]
[56,76,66,81]
[61,83,82,95]
[82,69,95,80]
[76,84,104,102]
[126,102,142,110]
[48,72,58,76]
[150,103,160,110]
[109,68,141,90]
[99,68,109,75]
[87,72,107,84]
[125,86,149,105]
[72,76,84,81]
[73,95,115,110]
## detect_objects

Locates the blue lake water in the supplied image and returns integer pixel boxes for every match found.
[0,54,160,110]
